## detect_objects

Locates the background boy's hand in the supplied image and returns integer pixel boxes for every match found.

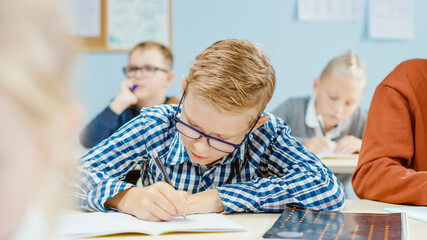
[109,80,138,114]
[104,182,188,222]
[184,188,224,214]
[334,135,362,154]
[304,136,335,155]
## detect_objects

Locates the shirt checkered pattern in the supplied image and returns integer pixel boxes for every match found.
[75,105,345,213]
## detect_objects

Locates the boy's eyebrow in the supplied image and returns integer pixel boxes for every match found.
[328,89,359,102]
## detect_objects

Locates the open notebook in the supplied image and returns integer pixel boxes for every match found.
[58,212,248,238]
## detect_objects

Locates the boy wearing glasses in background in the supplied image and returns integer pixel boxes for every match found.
[76,39,344,222]
[79,41,179,149]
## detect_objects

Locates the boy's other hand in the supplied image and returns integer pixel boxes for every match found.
[334,135,361,154]
[184,188,224,214]
[104,182,188,222]
[109,80,138,114]
[304,136,335,155]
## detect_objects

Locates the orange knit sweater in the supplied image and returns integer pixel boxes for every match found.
[352,59,427,205]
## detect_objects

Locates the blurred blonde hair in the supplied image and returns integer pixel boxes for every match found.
[187,39,275,125]
[320,50,367,86]
[130,41,174,69]
[0,0,76,237]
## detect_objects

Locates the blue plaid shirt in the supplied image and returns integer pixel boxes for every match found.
[76,105,344,213]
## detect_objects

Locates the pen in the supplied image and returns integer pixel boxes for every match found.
[317,114,326,136]
[317,115,337,153]
[129,84,138,91]
[150,149,187,220]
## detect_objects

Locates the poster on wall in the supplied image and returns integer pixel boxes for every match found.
[298,0,364,21]
[65,0,101,37]
[369,0,414,40]
[108,0,170,50]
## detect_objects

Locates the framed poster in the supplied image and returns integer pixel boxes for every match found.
[108,0,171,50]
[71,0,172,51]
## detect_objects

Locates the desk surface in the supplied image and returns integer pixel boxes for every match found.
[85,200,427,240]
[321,157,358,174]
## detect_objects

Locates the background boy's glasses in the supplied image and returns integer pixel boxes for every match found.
[173,89,259,153]
[123,65,168,78]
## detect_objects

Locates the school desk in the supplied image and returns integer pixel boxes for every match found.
[321,157,358,174]
[74,200,427,240]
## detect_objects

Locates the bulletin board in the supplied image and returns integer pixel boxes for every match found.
[77,0,172,52]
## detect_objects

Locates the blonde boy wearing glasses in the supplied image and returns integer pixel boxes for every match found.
[80,41,179,148]
[77,39,345,222]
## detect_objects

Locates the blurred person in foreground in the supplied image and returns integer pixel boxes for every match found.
[0,0,79,239]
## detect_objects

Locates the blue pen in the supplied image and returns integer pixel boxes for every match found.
[149,150,187,220]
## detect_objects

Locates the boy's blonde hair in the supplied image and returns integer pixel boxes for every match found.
[187,39,275,123]
[130,41,173,69]
[320,50,367,86]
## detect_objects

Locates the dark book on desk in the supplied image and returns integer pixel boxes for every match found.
[262,206,408,240]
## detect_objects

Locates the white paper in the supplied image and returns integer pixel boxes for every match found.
[369,0,414,40]
[384,206,427,223]
[58,212,248,238]
[108,0,170,49]
[298,0,364,21]
[65,0,101,37]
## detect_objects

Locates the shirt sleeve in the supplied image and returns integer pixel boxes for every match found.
[79,106,122,148]
[76,114,146,212]
[216,120,345,213]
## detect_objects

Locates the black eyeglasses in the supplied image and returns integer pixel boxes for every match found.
[123,65,168,78]
[173,88,259,153]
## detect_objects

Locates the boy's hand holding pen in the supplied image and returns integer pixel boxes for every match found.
[150,150,188,220]
[104,150,188,222]
[109,81,138,114]
[303,115,336,155]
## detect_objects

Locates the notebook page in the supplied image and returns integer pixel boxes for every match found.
[58,212,248,238]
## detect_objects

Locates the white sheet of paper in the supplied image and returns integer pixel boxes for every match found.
[108,0,170,49]
[369,0,414,40]
[64,0,100,37]
[384,206,427,223]
[298,0,364,21]
[58,212,248,238]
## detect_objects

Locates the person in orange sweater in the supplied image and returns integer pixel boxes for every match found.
[352,59,427,205]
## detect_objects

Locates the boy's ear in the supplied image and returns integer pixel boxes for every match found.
[181,75,187,94]
[165,71,175,87]
[252,115,270,132]
[313,78,320,95]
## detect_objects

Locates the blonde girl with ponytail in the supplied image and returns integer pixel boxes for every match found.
[273,50,367,155]
[273,50,367,197]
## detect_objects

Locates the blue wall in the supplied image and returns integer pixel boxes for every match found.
[74,0,427,122]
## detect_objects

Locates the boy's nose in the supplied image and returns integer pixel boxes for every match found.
[193,136,210,153]
[333,102,344,114]
[134,69,145,79]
